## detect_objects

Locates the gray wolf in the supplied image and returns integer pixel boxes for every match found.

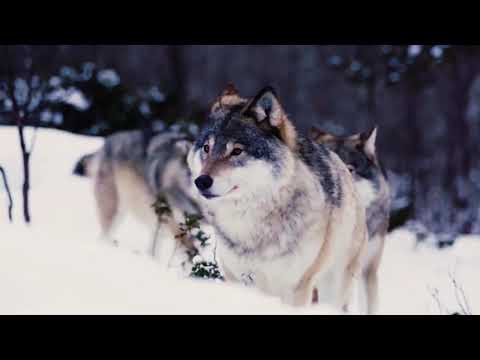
[73,129,200,270]
[309,126,391,314]
[187,84,368,311]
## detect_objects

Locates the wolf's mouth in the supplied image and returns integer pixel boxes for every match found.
[200,186,238,200]
[201,192,219,199]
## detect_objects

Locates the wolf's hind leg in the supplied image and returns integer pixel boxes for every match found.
[338,227,368,314]
[363,235,385,315]
[94,160,121,245]
[150,217,182,271]
[364,269,379,315]
[152,191,199,273]
[361,249,383,315]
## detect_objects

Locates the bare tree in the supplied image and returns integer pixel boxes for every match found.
[3,45,41,223]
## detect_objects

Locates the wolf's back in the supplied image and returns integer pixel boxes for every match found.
[72,130,158,178]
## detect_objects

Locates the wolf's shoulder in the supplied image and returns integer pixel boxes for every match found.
[296,136,343,207]
[296,136,335,175]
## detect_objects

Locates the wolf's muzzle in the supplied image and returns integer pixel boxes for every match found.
[194,175,213,192]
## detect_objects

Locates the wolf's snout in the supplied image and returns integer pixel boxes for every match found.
[194,175,213,191]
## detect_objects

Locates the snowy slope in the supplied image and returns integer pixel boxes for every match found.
[1,126,479,315]
[0,127,333,315]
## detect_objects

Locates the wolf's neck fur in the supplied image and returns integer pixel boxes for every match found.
[208,151,323,259]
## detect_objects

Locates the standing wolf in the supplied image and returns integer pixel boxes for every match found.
[187,85,368,311]
[309,127,391,314]
[73,130,199,269]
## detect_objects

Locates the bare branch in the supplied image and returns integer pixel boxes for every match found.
[0,166,13,222]
[28,126,38,155]
[429,286,445,315]
[448,270,472,315]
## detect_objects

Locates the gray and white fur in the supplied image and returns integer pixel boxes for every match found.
[310,126,391,314]
[73,129,200,270]
[188,85,368,312]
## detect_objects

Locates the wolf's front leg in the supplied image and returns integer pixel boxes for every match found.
[216,254,239,283]
[285,281,317,307]
[151,224,178,271]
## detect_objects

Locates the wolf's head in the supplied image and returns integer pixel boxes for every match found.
[187,84,297,201]
[309,126,386,207]
[309,127,382,179]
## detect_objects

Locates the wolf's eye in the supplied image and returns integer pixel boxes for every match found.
[203,144,210,154]
[231,148,243,156]
[347,164,355,173]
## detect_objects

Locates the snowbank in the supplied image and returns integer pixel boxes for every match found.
[0,127,334,315]
[1,126,479,315]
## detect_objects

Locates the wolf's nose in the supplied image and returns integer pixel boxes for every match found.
[195,175,213,191]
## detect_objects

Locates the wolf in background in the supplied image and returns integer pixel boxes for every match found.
[187,84,368,312]
[310,126,391,314]
[73,130,200,270]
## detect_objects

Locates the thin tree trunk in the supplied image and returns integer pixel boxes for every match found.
[5,45,33,223]
[16,119,32,223]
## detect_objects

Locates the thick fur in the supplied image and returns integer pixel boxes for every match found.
[188,85,368,312]
[73,130,200,269]
[310,126,391,314]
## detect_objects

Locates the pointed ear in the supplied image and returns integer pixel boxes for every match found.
[361,126,378,159]
[210,83,244,113]
[221,82,239,97]
[174,139,193,156]
[309,127,337,143]
[244,87,297,150]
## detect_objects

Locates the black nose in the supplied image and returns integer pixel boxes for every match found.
[195,175,213,191]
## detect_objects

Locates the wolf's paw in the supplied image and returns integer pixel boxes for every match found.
[97,234,120,247]
[282,291,309,308]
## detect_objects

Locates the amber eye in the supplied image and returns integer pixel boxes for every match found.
[203,144,210,153]
[231,148,243,156]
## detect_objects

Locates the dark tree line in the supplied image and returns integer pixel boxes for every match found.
[1,45,479,241]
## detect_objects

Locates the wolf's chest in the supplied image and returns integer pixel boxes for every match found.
[216,230,321,297]
[206,186,325,296]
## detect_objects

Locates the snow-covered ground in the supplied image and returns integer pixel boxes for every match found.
[1,126,479,315]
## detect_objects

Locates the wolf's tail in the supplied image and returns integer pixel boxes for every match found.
[73,153,96,177]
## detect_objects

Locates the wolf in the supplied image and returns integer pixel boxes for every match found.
[309,126,391,314]
[73,129,200,270]
[187,84,368,311]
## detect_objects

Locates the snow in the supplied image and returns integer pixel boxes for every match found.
[149,86,166,103]
[64,90,90,111]
[97,69,120,88]
[1,126,479,315]
[408,45,423,57]
[379,230,479,314]
[47,87,90,111]
[430,46,444,59]
[0,127,332,315]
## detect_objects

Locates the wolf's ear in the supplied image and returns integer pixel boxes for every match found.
[174,139,193,156]
[361,126,378,159]
[244,87,297,150]
[221,83,239,97]
[309,127,337,143]
[210,83,243,113]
